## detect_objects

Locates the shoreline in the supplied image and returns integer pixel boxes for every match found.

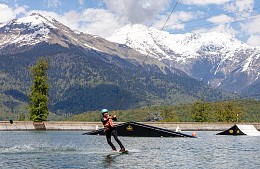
[0,121,260,131]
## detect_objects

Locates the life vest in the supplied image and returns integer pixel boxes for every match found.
[102,117,115,131]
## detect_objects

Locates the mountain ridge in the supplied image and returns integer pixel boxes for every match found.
[108,24,260,99]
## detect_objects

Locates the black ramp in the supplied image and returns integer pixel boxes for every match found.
[83,121,196,138]
[217,124,260,136]
[216,124,245,135]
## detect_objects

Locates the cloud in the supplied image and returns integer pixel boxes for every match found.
[246,34,260,46]
[240,15,260,46]
[104,0,170,24]
[44,0,62,8]
[192,24,238,37]
[153,11,196,30]
[240,15,260,35]
[14,4,28,16]
[207,14,234,23]
[27,10,84,33]
[0,4,15,23]
[224,0,254,17]
[27,8,125,38]
[181,0,231,6]
[79,0,84,6]
[53,8,125,37]
[78,8,125,37]
[0,3,27,23]
[223,0,257,46]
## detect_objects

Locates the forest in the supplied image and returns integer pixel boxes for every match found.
[64,99,260,123]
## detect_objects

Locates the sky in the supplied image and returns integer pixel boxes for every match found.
[0,0,259,46]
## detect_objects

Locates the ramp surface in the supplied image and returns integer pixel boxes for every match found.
[236,125,260,136]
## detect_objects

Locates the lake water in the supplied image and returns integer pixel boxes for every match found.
[0,131,259,169]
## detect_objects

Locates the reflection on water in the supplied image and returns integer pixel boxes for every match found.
[0,131,259,169]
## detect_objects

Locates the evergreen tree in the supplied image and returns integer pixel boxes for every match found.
[28,57,49,121]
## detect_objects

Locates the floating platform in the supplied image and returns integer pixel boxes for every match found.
[83,121,196,138]
[216,124,260,136]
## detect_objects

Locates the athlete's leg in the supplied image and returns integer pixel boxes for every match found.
[105,130,116,150]
[111,129,125,150]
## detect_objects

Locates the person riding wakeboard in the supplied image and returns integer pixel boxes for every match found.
[101,109,126,152]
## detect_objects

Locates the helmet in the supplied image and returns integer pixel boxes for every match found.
[101,109,108,114]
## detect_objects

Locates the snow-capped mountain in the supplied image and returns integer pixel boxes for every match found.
[0,13,104,51]
[1,13,64,47]
[1,13,234,114]
[108,24,260,96]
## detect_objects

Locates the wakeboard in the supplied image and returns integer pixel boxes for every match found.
[106,150,129,158]
[111,150,129,154]
[120,150,129,154]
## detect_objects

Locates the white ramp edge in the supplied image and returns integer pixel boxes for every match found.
[236,125,260,136]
